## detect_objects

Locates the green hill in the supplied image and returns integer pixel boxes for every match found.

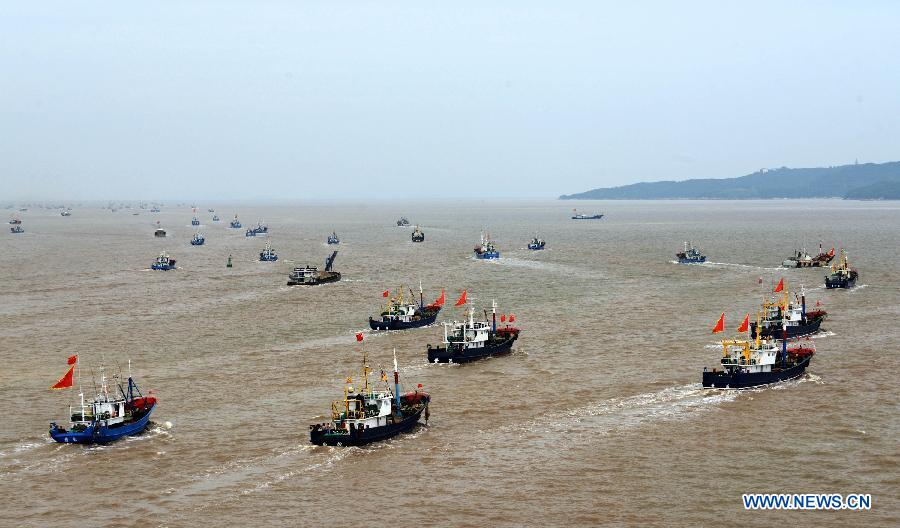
[560,162,900,200]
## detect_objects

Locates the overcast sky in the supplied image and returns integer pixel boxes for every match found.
[2,1,899,200]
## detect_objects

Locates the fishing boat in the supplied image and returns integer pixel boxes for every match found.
[230,215,242,228]
[191,217,200,226]
[782,244,835,268]
[703,312,815,389]
[245,228,257,237]
[310,348,430,446]
[287,251,341,286]
[247,222,268,236]
[190,233,205,246]
[10,225,24,234]
[212,215,220,222]
[427,298,520,363]
[411,226,425,243]
[208,208,215,213]
[151,252,177,270]
[150,206,161,213]
[397,217,411,227]
[675,241,706,263]
[259,240,278,261]
[527,235,545,250]
[9,216,21,224]
[370,284,443,331]
[571,209,603,220]
[474,232,500,259]
[327,231,340,245]
[154,220,166,237]
[750,280,826,340]
[49,358,157,444]
[825,248,858,289]
[60,210,72,217]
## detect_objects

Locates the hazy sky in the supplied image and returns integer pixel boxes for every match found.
[2,1,899,200]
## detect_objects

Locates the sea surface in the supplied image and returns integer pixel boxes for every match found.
[1,199,897,527]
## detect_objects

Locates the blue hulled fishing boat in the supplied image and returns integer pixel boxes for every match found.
[247,222,268,236]
[49,360,158,444]
[10,225,24,234]
[676,241,706,263]
[191,233,205,246]
[369,284,443,331]
[427,298,520,363]
[151,252,177,270]
[327,231,340,245]
[527,235,545,250]
[212,215,220,222]
[310,349,430,446]
[259,240,278,261]
[191,217,200,226]
[230,215,242,229]
[474,232,500,259]
[825,249,858,289]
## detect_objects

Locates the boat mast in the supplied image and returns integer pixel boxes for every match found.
[492,299,497,332]
[392,348,401,413]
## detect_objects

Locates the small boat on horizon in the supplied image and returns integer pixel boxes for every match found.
[310,348,430,446]
[246,222,268,237]
[411,226,424,243]
[212,215,220,222]
[327,231,340,245]
[571,209,603,220]
[191,217,200,226]
[49,358,157,444]
[154,221,166,238]
[191,233,205,246]
[60,210,72,217]
[230,215,242,229]
[397,217,411,227]
[10,225,24,234]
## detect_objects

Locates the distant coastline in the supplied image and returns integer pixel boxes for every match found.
[560,161,900,200]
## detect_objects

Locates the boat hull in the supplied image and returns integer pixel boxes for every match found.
[751,316,823,339]
[528,244,545,250]
[151,264,176,270]
[474,251,500,259]
[702,356,811,389]
[427,332,518,363]
[287,272,341,286]
[825,273,857,289]
[310,406,426,446]
[572,215,603,220]
[369,310,439,331]
[49,403,156,444]
[677,256,706,264]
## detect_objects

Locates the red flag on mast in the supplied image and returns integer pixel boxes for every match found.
[51,365,75,390]
[433,289,445,307]
[737,314,750,333]
[454,289,467,307]
[509,314,515,322]
[382,290,389,298]
[774,278,784,293]
[828,247,835,257]
[712,313,725,334]
[355,332,364,342]
[500,314,506,322]
[67,354,78,365]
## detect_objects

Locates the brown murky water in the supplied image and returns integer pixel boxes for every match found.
[1,200,897,527]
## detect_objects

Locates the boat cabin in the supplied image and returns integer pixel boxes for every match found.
[718,339,778,374]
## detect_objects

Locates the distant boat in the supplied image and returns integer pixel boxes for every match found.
[150,206,161,213]
[287,251,341,286]
[370,284,442,331]
[571,209,603,220]
[212,215,220,222]
[60,210,72,217]
[397,217,411,227]
[154,221,166,237]
[151,251,177,270]
[411,226,424,243]
[782,244,835,268]
[9,216,21,225]
[327,231,340,245]
[527,235,545,250]
[427,299,520,363]
[676,241,706,264]
[191,217,200,226]
[226,255,233,268]
[259,241,278,261]
[230,215,242,229]
[246,222,268,236]
[207,208,215,213]
[474,232,500,259]
[191,233,205,246]
[10,225,24,234]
